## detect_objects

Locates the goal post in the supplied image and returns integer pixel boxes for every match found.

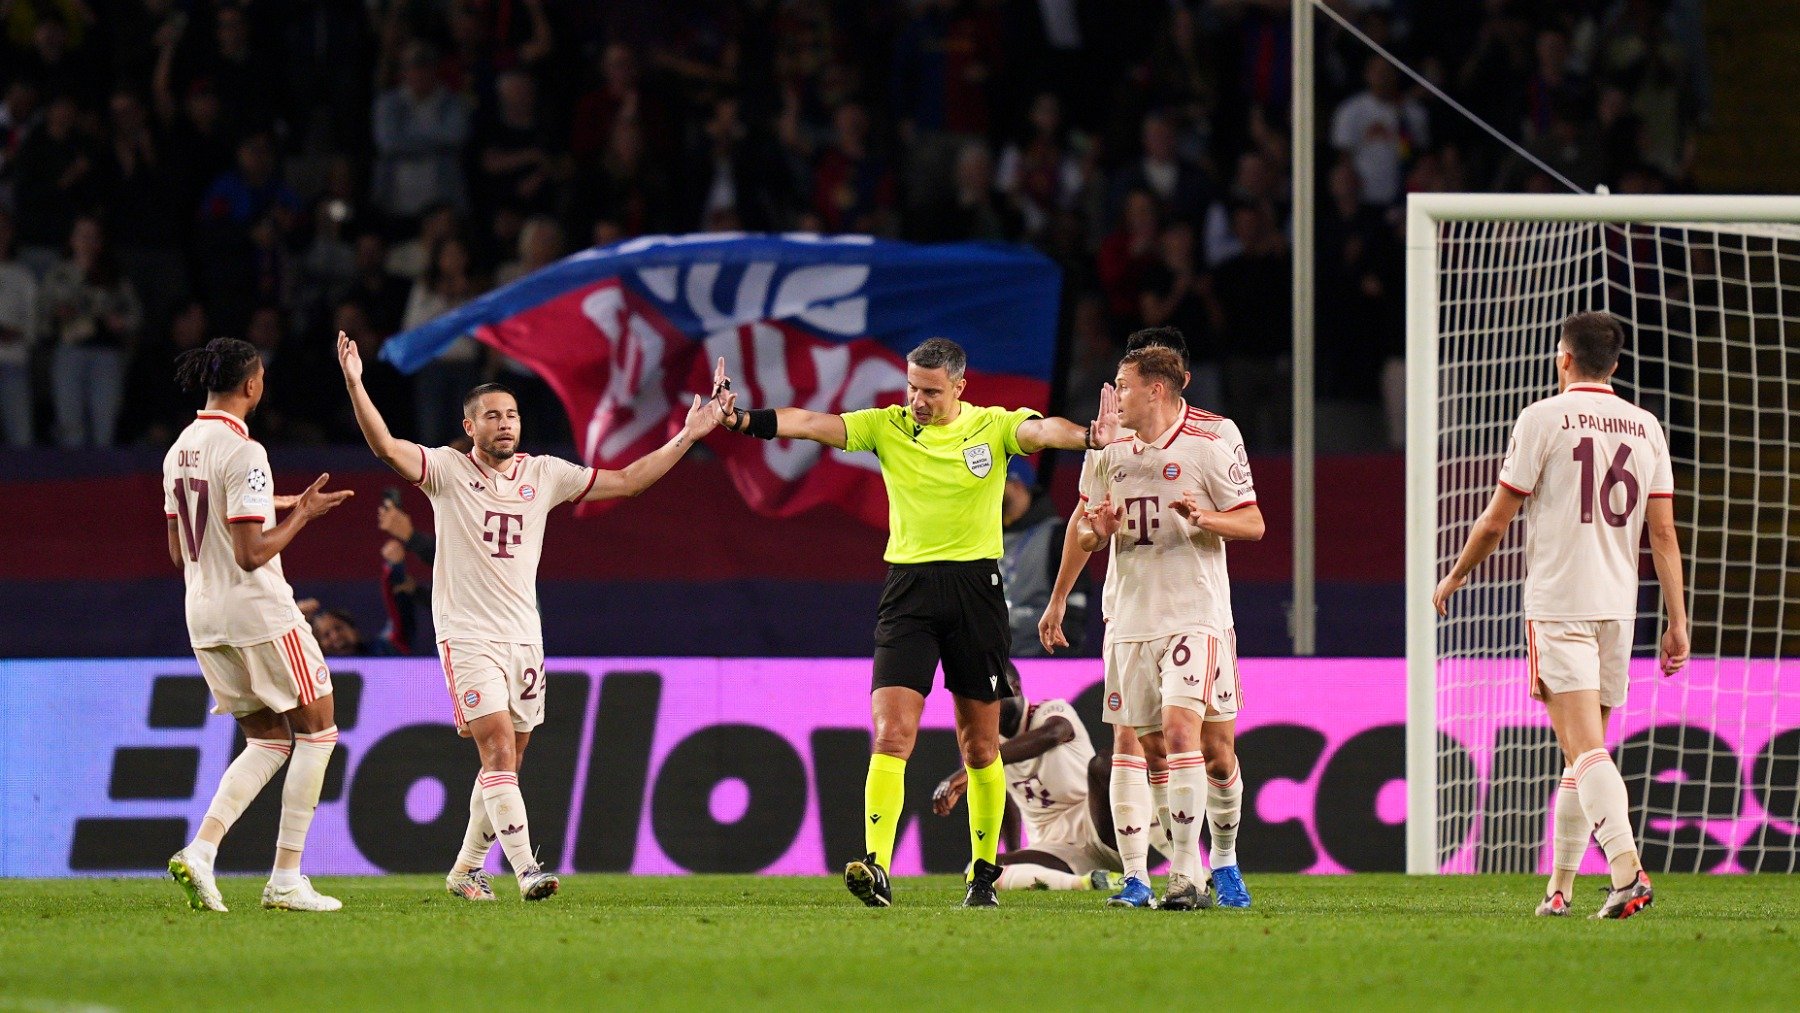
[1405,193,1800,875]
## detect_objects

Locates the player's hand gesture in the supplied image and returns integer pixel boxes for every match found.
[710,357,741,429]
[336,330,363,386]
[1170,490,1205,525]
[272,493,299,512]
[1090,382,1120,447]
[682,389,731,440]
[1038,596,1070,654]
[1659,624,1689,676]
[931,772,968,816]
[1432,571,1465,616]
[295,472,354,521]
[1086,494,1123,541]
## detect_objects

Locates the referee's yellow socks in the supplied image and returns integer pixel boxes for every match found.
[966,756,1005,869]
[864,753,906,868]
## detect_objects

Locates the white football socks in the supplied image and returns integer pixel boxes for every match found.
[1573,747,1637,883]
[479,770,537,878]
[1147,768,1173,856]
[273,727,337,880]
[1548,766,1590,895]
[1207,762,1243,869]
[455,777,497,873]
[1167,750,1207,881]
[193,737,291,861]
[995,864,1091,890]
[1110,754,1152,881]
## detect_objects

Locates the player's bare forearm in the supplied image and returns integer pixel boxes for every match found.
[584,430,697,501]
[1074,511,1106,554]
[998,718,1075,765]
[345,380,423,482]
[1051,516,1091,600]
[1194,503,1266,541]
[166,519,182,569]
[1647,499,1689,629]
[231,510,309,571]
[1450,486,1527,579]
[1015,416,1090,453]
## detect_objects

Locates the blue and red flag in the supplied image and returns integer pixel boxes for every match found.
[381,234,1061,526]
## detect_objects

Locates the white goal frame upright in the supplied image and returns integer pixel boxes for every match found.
[1404,193,1800,874]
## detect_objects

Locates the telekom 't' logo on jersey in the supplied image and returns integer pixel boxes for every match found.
[1124,496,1160,546]
[483,511,524,558]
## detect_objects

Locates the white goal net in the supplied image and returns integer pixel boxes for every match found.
[1405,195,1800,875]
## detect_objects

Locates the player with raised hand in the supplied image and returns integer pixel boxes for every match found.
[1434,312,1687,920]
[1077,344,1262,911]
[338,330,730,901]
[163,338,354,913]
[713,338,1115,908]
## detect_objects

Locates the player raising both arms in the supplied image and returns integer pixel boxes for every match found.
[164,338,354,913]
[1077,344,1262,910]
[1434,312,1687,920]
[339,331,730,901]
[714,338,1115,908]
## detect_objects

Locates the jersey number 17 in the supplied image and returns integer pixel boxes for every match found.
[172,477,211,561]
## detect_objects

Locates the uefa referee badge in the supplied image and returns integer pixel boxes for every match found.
[963,444,993,478]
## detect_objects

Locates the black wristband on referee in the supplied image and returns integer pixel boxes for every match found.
[744,407,779,440]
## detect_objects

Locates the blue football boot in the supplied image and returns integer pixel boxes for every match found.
[1105,875,1156,908]
[1210,865,1251,908]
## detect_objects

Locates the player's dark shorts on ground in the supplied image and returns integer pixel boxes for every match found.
[872,559,1012,701]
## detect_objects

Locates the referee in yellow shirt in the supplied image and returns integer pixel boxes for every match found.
[715,338,1118,907]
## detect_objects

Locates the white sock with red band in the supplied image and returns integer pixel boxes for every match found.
[455,777,497,873]
[1147,768,1173,856]
[1207,763,1243,869]
[272,727,336,884]
[1167,750,1208,881]
[1573,748,1635,864]
[193,737,292,863]
[479,770,537,878]
[1548,766,1590,895]
[1110,754,1152,882]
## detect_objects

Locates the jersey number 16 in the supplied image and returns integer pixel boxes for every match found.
[1572,438,1638,527]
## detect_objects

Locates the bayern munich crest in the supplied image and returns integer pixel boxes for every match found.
[519,484,536,501]
[463,689,481,708]
[313,665,328,686]
[1162,463,1181,480]
[1107,692,1122,711]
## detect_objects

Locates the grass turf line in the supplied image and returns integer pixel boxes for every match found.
[0,874,1795,1010]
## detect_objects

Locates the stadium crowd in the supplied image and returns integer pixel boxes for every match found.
[0,0,1711,452]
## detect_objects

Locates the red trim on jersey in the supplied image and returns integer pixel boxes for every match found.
[293,630,317,706]
[443,642,465,726]
[570,466,600,504]
[195,410,248,439]
[1568,384,1617,395]
[1497,479,1532,497]
[1221,499,1258,512]
[1106,436,1133,446]
[281,630,312,706]
[507,454,528,481]
[165,512,178,519]
[227,515,265,523]
[1185,405,1222,421]
[1526,620,1539,695]
[412,444,428,487]
[1647,492,1674,499]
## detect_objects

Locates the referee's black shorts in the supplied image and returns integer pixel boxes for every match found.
[871,559,1013,701]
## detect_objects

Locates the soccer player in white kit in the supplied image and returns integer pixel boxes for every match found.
[338,331,730,901]
[1077,345,1263,910]
[162,338,356,913]
[930,690,1141,891]
[1435,312,1688,920]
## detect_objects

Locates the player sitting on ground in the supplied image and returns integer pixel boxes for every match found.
[164,337,354,913]
[1434,311,1688,920]
[931,687,1154,892]
[1077,344,1262,910]
[338,330,731,902]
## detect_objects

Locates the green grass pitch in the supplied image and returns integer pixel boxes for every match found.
[2,874,1795,1010]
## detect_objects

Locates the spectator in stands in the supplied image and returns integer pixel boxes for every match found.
[1203,150,1285,267]
[180,3,281,140]
[570,43,674,176]
[912,141,1021,243]
[1096,188,1161,327]
[1330,55,1428,207]
[377,495,437,567]
[1214,201,1290,451]
[1110,111,1211,227]
[996,92,1082,241]
[0,77,42,209]
[404,235,483,445]
[574,119,674,240]
[811,102,895,235]
[1524,26,1590,144]
[471,69,564,220]
[494,216,572,446]
[129,296,209,446]
[332,297,412,442]
[385,202,459,282]
[683,95,790,232]
[1001,457,1088,658]
[42,215,141,448]
[1138,221,1222,412]
[102,89,187,337]
[0,209,38,447]
[11,93,98,277]
[372,41,472,223]
[301,538,420,657]
[1599,0,1694,181]
[891,0,1001,211]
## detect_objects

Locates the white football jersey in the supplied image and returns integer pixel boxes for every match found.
[416,447,597,644]
[1497,383,1674,621]
[1003,698,1094,838]
[162,410,304,648]
[1079,405,1255,641]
